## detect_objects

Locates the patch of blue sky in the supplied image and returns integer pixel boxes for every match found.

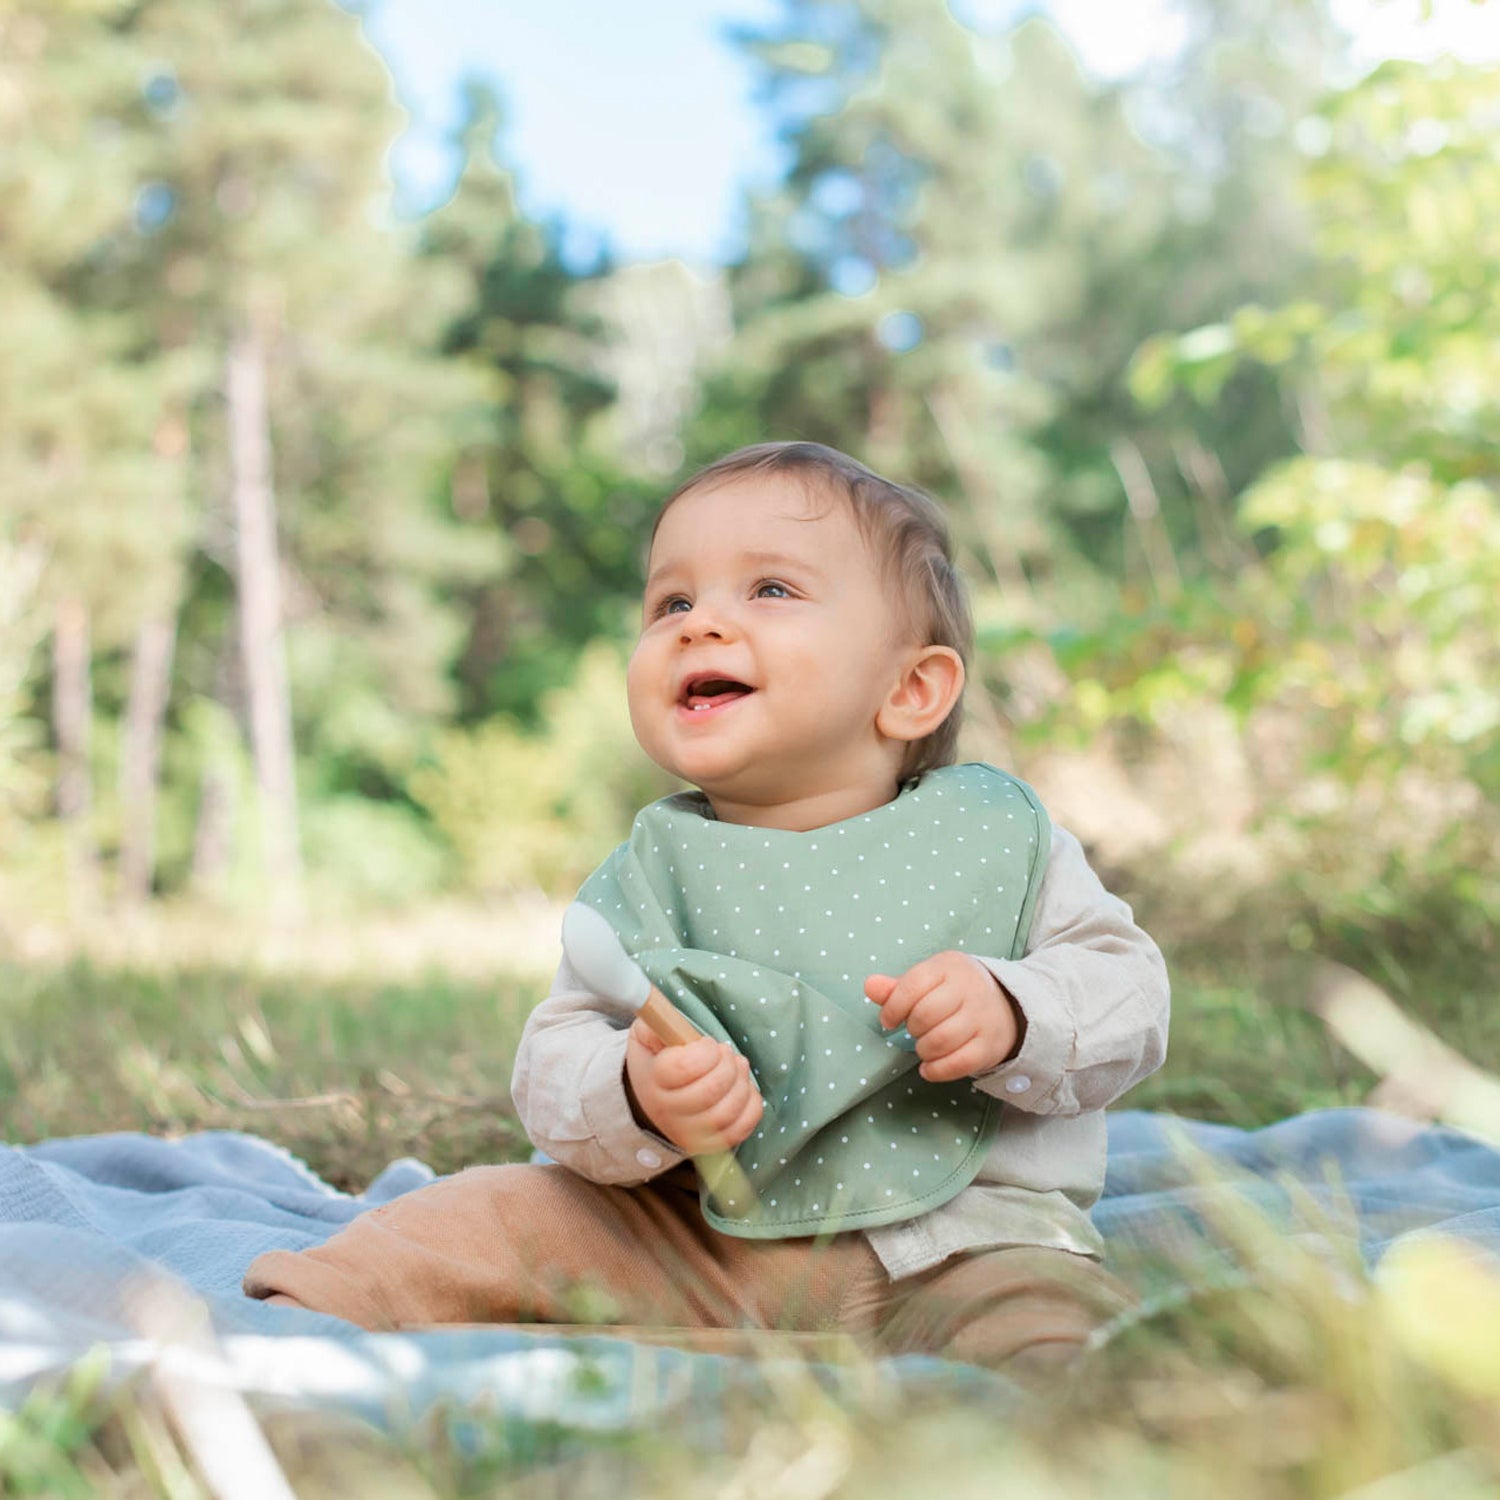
[359,0,1500,269]
[360,0,786,267]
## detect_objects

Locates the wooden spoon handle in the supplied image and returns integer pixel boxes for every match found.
[632,982,757,1220]
[638,986,705,1048]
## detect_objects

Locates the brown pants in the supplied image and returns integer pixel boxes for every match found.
[244,1163,1131,1379]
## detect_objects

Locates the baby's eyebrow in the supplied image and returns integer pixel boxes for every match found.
[738,550,825,577]
[643,561,684,592]
[644,550,824,590]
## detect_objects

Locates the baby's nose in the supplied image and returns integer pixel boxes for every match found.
[678,603,732,642]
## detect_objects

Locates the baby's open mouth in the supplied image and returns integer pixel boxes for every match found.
[680,675,754,712]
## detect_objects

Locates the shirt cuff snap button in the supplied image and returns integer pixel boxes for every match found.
[1005,1075,1031,1094]
[636,1148,662,1169]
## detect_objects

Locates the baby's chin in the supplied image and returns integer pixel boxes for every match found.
[696,770,859,829]
[673,757,788,815]
[635,721,754,783]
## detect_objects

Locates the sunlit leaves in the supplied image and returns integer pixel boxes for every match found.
[1377,1237,1500,1402]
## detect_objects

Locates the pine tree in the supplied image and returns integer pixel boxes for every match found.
[4,0,501,907]
[699,0,1333,612]
[419,82,657,722]
[96,0,493,903]
[0,0,182,913]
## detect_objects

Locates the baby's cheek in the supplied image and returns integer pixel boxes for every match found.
[625,665,680,776]
[624,661,655,735]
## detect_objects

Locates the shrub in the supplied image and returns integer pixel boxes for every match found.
[410,641,675,896]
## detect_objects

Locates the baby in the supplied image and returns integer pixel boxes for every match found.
[245,442,1169,1378]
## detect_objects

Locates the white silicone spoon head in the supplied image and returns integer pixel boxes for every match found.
[561,902,651,1008]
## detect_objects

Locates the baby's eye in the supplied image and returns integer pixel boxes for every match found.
[754,580,792,599]
[654,595,691,617]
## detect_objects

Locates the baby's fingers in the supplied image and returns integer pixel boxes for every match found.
[914,1010,978,1061]
[651,1036,728,1090]
[692,1070,764,1150]
[719,1086,765,1148]
[628,1017,666,1054]
[905,984,964,1039]
[659,1042,744,1108]
[870,958,945,1031]
[918,1038,992,1084]
[699,1068,757,1132]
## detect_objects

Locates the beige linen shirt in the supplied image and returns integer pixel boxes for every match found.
[510,823,1170,1279]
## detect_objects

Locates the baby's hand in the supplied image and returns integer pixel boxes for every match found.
[865,952,1024,1083]
[624,1022,764,1157]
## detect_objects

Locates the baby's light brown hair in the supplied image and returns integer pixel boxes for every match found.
[652,441,973,779]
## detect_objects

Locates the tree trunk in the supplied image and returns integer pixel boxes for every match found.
[191,638,239,897]
[118,613,177,904]
[191,756,236,894]
[52,595,99,916]
[226,324,301,911]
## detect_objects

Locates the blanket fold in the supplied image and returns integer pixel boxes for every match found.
[4,1108,1499,1424]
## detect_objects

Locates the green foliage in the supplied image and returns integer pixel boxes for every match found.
[0,0,597,911]
[0,1,186,646]
[410,642,675,895]
[1132,56,1500,478]
[1242,459,1500,778]
[1029,56,1500,958]
[113,0,503,809]
[0,1348,113,1500]
[301,797,451,907]
[420,83,661,725]
[1005,460,1500,952]
[0,0,1494,970]
[0,536,47,851]
[691,0,1318,618]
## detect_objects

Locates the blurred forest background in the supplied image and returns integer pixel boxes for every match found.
[2,0,1497,1002]
[8,7,1500,1489]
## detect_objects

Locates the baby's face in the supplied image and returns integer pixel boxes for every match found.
[628,475,909,820]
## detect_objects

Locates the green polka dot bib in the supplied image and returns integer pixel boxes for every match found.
[578,762,1051,1239]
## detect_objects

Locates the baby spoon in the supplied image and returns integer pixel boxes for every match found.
[560,902,703,1046]
[559,901,759,1219]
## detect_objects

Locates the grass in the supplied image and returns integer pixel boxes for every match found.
[5,944,1476,1181]
[11,1250,1500,1499]
[0,960,539,1187]
[3,933,1499,1496]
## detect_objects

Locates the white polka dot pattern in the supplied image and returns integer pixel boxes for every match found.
[576,762,1052,1240]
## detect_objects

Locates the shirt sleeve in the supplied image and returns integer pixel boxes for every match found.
[967,823,1170,1117]
[509,955,688,1185]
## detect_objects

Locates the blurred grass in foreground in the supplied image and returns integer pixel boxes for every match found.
[7,1206,1500,1499]
[4,942,1499,1497]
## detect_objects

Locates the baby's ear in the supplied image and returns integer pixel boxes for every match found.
[876,646,964,745]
